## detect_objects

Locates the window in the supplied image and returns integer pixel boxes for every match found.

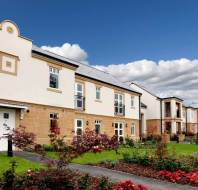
[75,83,85,109]
[131,123,135,135]
[165,102,171,117]
[95,120,101,134]
[6,61,12,68]
[131,96,134,108]
[114,93,125,115]
[96,87,101,100]
[75,119,83,135]
[49,67,59,89]
[176,102,181,118]
[49,113,59,120]
[3,113,9,119]
[114,122,124,143]
[49,113,59,133]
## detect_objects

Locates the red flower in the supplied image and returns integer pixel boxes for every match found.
[113,180,149,190]
[159,170,198,185]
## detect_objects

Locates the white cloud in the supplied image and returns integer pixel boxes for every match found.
[41,43,88,64]
[95,58,198,105]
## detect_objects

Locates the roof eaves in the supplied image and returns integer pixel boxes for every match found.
[75,73,142,95]
[32,45,79,68]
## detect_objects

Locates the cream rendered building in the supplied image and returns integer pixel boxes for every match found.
[129,82,198,137]
[0,20,141,151]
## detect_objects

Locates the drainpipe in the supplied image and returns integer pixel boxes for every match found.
[139,95,141,140]
[186,107,188,134]
[160,99,163,134]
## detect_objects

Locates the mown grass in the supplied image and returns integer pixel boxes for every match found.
[45,143,198,165]
[0,153,44,176]
[168,143,198,155]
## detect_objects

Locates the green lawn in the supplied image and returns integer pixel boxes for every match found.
[72,147,152,164]
[0,153,44,176]
[168,143,198,155]
[46,143,198,165]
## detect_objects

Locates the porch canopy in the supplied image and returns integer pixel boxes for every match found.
[0,103,28,110]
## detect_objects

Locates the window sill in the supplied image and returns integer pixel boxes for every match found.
[47,88,62,94]
[95,99,102,103]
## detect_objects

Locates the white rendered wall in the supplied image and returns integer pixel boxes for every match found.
[85,82,114,116]
[125,93,139,119]
[130,84,161,119]
[85,81,140,119]
[0,21,75,109]
[187,109,198,123]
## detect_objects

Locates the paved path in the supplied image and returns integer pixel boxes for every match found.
[14,151,197,190]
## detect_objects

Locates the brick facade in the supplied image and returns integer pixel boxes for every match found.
[0,99,140,145]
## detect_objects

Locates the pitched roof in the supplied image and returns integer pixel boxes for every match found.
[127,82,160,99]
[32,45,141,94]
[32,45,79,68]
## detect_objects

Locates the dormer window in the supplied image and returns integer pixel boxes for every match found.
[49,67,59,89]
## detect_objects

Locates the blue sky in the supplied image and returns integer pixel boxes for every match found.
[1,0,198,104]
[1,0,198,65]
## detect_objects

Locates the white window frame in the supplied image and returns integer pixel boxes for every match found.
[75,83,84,109]
[75,83,84,96]
[131,123,136,136]
[131,96,135,108]
[114,122,124,141]
[49,67,59,89]
[96,87,101,100]
[75,119,83,135]
[114,93,124,115]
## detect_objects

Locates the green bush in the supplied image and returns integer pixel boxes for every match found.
[124,138,134,147]
[42,144,54,152]
[154,158,190,172]
[123,153,151,166]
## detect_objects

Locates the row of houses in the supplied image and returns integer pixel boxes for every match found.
[0,20,197,150]
[130,82,198,137]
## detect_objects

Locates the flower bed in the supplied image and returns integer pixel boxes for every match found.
[0,168,149,190]
[160,170,198,185]
[96,161,198,187]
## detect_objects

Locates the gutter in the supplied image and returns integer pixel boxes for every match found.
[139,95,142,139]
[160,99,163,134]
[186,107,188,133]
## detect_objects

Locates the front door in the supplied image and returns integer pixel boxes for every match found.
[0,108,15,151]
[114,122,124,143]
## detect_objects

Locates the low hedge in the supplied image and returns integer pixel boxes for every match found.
[123,153,198,172]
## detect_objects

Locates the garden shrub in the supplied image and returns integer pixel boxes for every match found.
[0,168,150,190]
[123,153,151,166]
[42,144,54,152]
[0,168,114,190]
[154,158,190,172]
[124,137,134,147]
[170,134,179,142]
[1,161,16,190]
[113,180,149,190]
[72,128,119,154]
[160,170,198,186]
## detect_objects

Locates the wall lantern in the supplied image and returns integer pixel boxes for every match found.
[86,121,89,126]
[125,123,128,128]
[112,123,114,127]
